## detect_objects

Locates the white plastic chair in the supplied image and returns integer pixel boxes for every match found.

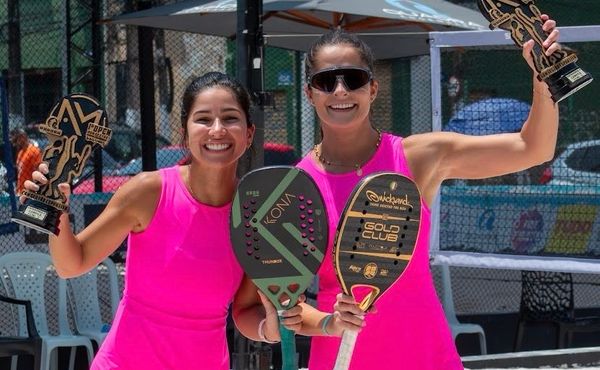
[439,264,487,355]
[0,252,94,370]
[68,257,120,348]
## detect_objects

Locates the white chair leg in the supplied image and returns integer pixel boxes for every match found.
[68,347,77,370]
[478,331,488,355]
[10,355,18,370]
[85,344,95,367]
[50,348,58,370]
[40,345,49,370]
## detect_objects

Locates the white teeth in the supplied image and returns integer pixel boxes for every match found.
[330,103,355,109]
[205,143,231,151]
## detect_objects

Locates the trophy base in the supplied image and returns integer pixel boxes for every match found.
[544,62,594,103]
[11,199,62,236]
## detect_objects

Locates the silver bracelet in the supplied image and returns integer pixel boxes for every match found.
[258,318,279,344]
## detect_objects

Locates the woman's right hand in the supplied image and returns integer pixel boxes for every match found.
[329,293,371,335]
[20,162,71,205]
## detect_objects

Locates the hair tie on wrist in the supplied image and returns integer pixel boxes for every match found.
[321,314,334,336]
[258,317,279,344]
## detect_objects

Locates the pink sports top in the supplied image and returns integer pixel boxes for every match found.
[91,166,244,370]
[296,133,462,370]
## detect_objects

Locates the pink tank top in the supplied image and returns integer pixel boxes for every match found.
[297,133,462,370]
[91,166,244,370]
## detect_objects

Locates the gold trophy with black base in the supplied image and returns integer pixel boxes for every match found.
[11,94,111,236]
[477,0,593,103]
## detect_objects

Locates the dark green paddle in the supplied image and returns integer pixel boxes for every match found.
[230,166,328,370]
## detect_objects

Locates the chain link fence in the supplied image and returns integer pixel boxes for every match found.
[2,0,600,365]
[433,23,600,318]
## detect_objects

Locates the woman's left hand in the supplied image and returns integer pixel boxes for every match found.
[522,15,560,74]
[257,290,305,342]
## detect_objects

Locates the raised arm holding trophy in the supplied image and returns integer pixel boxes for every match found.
[477,0,593,102]
[11,94,111,236]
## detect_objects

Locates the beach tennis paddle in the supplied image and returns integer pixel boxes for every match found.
[230,166,328,370]
[332,172,422,370]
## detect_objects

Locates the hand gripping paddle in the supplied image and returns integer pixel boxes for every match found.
[332,172,422,370]
[230,166,328,370]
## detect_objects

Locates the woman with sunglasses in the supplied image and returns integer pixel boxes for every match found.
[293,18,561,370]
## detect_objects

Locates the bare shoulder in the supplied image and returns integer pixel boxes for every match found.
[401,132,459,204]
[107,171,162,230]
[402,131,456,166]
[113,171,162,203]
[402,131,456,152]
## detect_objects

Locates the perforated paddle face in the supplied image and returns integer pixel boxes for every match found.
[231,166,328,310]
[333,172,421,309]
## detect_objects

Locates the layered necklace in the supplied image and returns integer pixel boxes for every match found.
[313,128,382,176]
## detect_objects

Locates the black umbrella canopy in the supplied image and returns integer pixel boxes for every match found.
[109,0,487,59]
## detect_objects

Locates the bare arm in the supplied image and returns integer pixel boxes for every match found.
[294,294,369,337]
[293,303,333,337]
[232,277,274,341]
[232,276,304,342]
[25,164,160,277]
[405,17,559,205]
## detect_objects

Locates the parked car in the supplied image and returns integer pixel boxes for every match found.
[71,150,123,191]
[73,146,187,194]
[25,123,171,166]
[263,142,298,166]
[104,126,171,165]
[72,142,299,194]
[540,140,600,185]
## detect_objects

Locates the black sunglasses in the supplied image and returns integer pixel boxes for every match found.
[308,67,372,93]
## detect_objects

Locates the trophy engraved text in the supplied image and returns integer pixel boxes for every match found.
[477,0,593,102]
[11,94,111,235]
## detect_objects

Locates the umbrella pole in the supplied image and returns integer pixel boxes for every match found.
[234,1,269,369]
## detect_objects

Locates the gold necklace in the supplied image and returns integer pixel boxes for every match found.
[313,128,382,176]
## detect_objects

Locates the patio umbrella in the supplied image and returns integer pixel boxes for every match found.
[444,98,531,135]
[108,0,487,59]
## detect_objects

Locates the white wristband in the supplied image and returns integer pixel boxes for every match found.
[258,318,279,344]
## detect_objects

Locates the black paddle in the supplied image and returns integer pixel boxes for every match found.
[230,166,328,370]
[332,172,422,370]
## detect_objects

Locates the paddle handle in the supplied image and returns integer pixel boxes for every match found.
[333,329,358,370]
[279,317,298,370]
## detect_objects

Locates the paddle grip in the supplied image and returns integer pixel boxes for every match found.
[333,329,359,370]
[279,318,298,370]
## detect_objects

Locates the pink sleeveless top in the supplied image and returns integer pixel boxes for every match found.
[91,166,244,370]
[297,133,462,370]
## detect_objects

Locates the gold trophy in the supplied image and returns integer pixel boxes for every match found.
[477,0,593,103]
[12,94,111,235]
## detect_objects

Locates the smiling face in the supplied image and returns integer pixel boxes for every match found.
[186,87,255,168]
[305,44,378,132]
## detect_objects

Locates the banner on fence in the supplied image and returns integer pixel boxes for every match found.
[439,185,600,260]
